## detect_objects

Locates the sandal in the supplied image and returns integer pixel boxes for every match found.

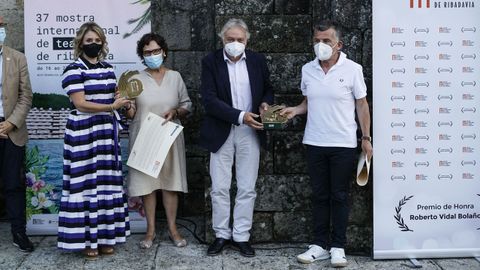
[99,245,114,255]
[168,231,187,248]
[140,233,156,249]
[83,248,99,260]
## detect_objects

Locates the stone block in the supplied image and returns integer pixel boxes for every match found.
[204,175,212,211]
[220,254,296,270]
[341,29,363,66]
[259,135,274,175]
[186,157,209,190]
[172,51,209,89]
[275,0,311,15]
[273,211,312,241]
[331,0,372,29]
[186,144,209,160]
[312,0,333,22]
[349,179,373,225]
[17,236,87,269]
[362,29,373,84]
[162,52,174,70]
[215,16,312,53]
[181,189,205,216]
[273,132,307,174]
[215,0,274,15]
[250,212,273,242]
[2,10,25,52]
[157,0,194,11]
[191,0,215,51]
[345,225,372,253]
[0,0,19,9]
[255,175,311,212]
[204,212,214,242]
[155,243,224,270]
[265,53,312,94]
[182,90,203,146]
[151,10,191,50]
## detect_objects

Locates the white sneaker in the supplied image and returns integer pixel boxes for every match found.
[296,245,330,264]
[330,247,348,268]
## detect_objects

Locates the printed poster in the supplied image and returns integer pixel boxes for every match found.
[373,0,480,259]
[24,0,151,235]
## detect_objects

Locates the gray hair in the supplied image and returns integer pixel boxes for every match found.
[313,20,342,42]
[218,18,251,40]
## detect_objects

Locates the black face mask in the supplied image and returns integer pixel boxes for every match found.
[83,43,102,58]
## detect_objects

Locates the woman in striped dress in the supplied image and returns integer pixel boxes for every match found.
[57,22,131,258]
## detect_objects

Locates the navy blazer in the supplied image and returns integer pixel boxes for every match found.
[199,49,274,153]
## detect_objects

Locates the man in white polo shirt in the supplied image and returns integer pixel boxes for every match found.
[281,21,372,268]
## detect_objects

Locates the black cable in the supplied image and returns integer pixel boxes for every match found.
[164,216,371,254]
[175,217,208,245]
[401,263,423,269]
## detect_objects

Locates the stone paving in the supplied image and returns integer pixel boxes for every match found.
[0,221,479,270]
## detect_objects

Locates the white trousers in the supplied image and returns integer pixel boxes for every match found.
[210,125,260,242]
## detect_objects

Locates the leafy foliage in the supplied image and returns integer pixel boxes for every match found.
[32,93,71,110]
[123,0,151,38]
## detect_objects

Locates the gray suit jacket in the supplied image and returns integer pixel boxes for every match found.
[1,46,33,146]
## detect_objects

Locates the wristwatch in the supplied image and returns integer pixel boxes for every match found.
[361,135,372,142]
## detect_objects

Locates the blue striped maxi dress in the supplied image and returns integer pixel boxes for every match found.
[58,57,130,250]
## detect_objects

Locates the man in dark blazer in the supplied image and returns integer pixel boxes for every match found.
[200,18,273,257]
[0,16,34,252]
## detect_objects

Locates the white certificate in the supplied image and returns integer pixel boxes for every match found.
[127,112,183,178]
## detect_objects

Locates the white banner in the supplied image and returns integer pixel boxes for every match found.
[373,0,480,259]
[24,0,150,94]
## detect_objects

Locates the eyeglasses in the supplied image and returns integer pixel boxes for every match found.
[143,48,162,57]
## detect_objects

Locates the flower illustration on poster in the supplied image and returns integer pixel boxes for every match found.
[127,195,145,217]
[25,146,59,220]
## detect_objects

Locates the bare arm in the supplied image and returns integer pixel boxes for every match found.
[356,97,373,159]
[280,97,308,119]
[70,91,129,113]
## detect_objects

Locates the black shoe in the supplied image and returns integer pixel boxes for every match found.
[207,238,230,256]
[232,241,255,257]
[12,232,34,252]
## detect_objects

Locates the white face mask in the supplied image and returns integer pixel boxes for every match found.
[224,41,245,58]
[314,42,337,61]
[0,28,6,44]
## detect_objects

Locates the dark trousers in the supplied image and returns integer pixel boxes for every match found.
[0,137,26,234]
[306,145,356,249]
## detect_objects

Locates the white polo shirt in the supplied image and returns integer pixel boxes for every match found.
[301,52,367,148]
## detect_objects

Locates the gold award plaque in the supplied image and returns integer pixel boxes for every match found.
[118,70,144,99]
[261,105,288,130]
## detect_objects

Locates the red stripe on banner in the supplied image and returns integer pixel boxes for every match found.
[426,0,430,8]
[410,0,414,8]
[418,0,422,8]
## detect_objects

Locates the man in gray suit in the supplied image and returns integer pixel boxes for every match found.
[0,15,34,252]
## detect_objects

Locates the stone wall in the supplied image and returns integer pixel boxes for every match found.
[3,0,373,253]
[152,0,373,253]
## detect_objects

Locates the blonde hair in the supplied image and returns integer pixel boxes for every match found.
[73,22,109,60]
